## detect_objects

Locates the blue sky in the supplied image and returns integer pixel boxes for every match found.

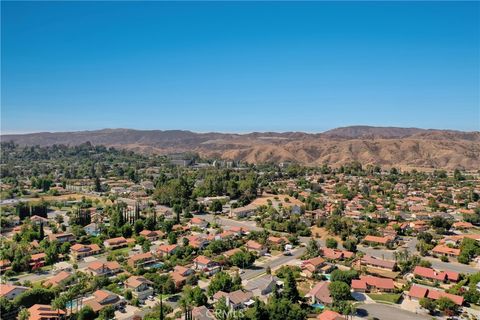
[1,1,479,133]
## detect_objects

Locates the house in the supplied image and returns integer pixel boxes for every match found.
[351,275,395,293]
[127,252,157,269]
[363,235,395,247]
[189,217,208,229]
[230,204,256,219]
[305,281,333,306]
[432,245,460,258]
[48,233,76,244]
[84,290,121,312]
[83,223,100,236]
[193,255,219,274]
[139,229,162,241]
[408,284,464,305]
[0,284,29,300]
[223,248,242,259]
[452,221,474,230]
[213,290,254,310]
[184,235,209,249]
[321,248,354,261]
[302,257,333,277]
[103,236,129,249]
[125,276,154,301]
[174,265,194,277]
[268,236,287,246]
[192,305,215,320]
[317,310,346,320]
[27,304,66,320]
[157,244,179,257]
[359,255,396,271]
[0,259,11,273]
[244,275,281,296]
[170,271,187,289]
[30,253,46,270]
[413,266,459,283]
[70,244,101,259]
[43,271,73,288]
[245,240,267,256]
[29,215,49,226]
[87,261,121,277]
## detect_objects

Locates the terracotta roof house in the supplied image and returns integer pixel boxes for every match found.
[28,304,66,320]
[70,243,101,259]
[125,276,154,301]
[305,281,333,306]
[87,261,121,277]
[432,245,460,257]
[302,257,333,277]
[43,271,73,288]
[174,265,194,277]
[157,244,179,257]
[84,290,121,312]
[193,255,219,275]
[48,233,76,244]
[360,255,396,271]
[321,248,354,260]
[452,221,475,230]
[407,285,464,305]
[170,270,188,287]
[317,310,346,320]
[245,240,267,256]
[189,217,208,229]
[30,253,46,270]
[139,229,161,241]
[127,252,157,269]
[413,266,459,283]
[223,248,242,258]
[0,284,29,300]
[0,259,11,273]
[351,275,394,292]
[103,236,129,249]
[363,235,394,246]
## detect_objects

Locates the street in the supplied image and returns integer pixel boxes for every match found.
[355,303,431,320]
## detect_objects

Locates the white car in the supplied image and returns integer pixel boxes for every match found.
[148,295,155,301]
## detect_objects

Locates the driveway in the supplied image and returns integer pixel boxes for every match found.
[355,303,431,320]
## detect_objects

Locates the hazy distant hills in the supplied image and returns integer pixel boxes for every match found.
[3,126,480,170]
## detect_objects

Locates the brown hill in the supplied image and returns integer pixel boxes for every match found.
[2,127,480,170]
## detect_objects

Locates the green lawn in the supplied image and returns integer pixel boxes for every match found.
[367,293,402,304]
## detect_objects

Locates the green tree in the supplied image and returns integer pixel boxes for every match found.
[326,238,338,249]
[207,271,240,297]
[77,306,96,320]
[282,268,300,302]
[436,297,458,315]
[328,281,351,302]
[330,269,358,285]
[419,298,436,315]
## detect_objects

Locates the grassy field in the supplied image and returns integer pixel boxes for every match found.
[367,293,402,304]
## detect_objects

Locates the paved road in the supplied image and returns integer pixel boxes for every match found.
[241,247,306,280]
[355,303,431,320]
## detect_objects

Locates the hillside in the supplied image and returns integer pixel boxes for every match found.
[2,127,480,170]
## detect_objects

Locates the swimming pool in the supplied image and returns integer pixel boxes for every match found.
[311,303,325,309]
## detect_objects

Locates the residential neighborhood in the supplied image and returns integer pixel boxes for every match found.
[0,143,479,320]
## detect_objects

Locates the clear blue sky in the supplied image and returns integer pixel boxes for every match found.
[1,1,479,133]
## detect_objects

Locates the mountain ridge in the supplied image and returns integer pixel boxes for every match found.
[2,126,480,170]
